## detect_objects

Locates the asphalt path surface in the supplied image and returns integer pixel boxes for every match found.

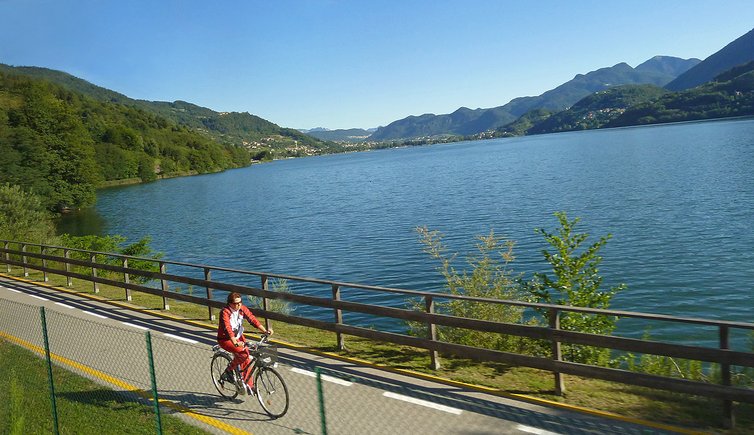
[0,276,685,435]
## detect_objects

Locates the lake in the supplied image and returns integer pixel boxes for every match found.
[59,118,754,348]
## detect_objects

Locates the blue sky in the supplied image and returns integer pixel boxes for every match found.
[1,1,753,130]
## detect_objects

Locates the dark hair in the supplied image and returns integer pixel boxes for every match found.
[227,292,242,304]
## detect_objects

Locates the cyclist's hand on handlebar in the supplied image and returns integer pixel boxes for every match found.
[266,327,273,336]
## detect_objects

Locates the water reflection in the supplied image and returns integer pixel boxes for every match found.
[56,207,107,236]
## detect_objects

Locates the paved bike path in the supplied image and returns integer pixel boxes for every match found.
[0,275,697,435]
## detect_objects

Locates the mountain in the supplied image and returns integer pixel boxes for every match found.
[610,62,754,127]
[0,63,335,157]
[369,57,699,141]
[524,84,669,135]
[635,55,702,77]
[304,128,373,142]
[665,28,754,91]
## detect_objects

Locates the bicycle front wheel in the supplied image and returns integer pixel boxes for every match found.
[255,367,289,418]
[211,353,238,400]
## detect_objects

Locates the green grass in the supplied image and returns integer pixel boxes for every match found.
[0,339,209,435]
[5,266,754,433]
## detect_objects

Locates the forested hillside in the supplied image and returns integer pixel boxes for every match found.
[610,63,754,127]
[0,70,251,210]
[0,64,338,157]
[525,85,668,134]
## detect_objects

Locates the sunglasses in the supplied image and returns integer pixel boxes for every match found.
[231,301,242,306]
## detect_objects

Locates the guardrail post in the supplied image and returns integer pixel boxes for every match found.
[123,258,131,301]
[22,243,28,276]
[205,267,214,321]
[40,307,60,434]
[332,284,344,351]
[549,308,565,395]
[64,249,72,286]
[425,295,441,370]
[720,325,734,429]
[159,262,169,310]
[315,367,328,435]
[145,331,163,434]
[4,241,10,272]
[90,253,99,293]
[41,246,48,282]
[261,275,270,331]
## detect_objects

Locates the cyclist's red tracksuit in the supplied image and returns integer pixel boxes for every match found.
[217,304,263,386]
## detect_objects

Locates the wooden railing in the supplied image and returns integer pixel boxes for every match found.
[2,239,753,428]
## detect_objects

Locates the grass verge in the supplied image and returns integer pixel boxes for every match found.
[0,339,208,435]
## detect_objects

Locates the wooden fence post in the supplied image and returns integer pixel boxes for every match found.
[159,262,169,310]
[332,284,344,350]
[4,241,10,273]
[550,307,565,395]
[260,275,270,331]
[426,295,441,370]
[90,253,99,293]
[205,267,214,320]
[720,325,734,429]
[64,249,72,286]
[22,243,28,277]
[123,258,131,301]
[41,246,48,282]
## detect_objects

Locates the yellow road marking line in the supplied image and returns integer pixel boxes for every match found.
[0,329,252,435]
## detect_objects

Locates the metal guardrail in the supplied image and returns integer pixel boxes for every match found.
[2,239,753,428]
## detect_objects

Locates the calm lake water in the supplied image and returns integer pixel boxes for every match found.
[59,119,754,347]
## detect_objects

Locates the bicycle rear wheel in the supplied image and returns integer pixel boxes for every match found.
[211,353,238,400]
[255,367,289,418]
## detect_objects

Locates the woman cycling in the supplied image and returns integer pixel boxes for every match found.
[217,292,273,395]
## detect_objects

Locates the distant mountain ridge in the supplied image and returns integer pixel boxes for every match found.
[665,28,754,91]
[369,56,699,140]
[497,60,754,137]
[304,128,373,142]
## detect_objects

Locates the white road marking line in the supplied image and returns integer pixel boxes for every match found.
[30,295,48,301]
[121,322,148,330]
[290,368,353,386]
[516,424,561,435]
[383,391,462,415]
[84,311,107,319]
[163,333,197,344]
[55,302,74,309]
[7,288,22,293]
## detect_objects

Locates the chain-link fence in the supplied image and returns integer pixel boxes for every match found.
[1,296,678,435]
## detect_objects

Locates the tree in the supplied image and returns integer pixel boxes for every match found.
[0,184,56,243]
[529,211,626,364]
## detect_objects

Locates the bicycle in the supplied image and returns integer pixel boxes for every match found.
[210,334,290,418]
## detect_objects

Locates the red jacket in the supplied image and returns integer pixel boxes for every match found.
[217,304,263,341]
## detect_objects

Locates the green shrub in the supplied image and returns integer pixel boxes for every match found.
[411,226,530,353]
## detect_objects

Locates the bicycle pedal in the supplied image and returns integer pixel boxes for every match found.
[236,381,247,395]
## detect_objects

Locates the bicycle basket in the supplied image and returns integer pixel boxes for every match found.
[253,345,278,367]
